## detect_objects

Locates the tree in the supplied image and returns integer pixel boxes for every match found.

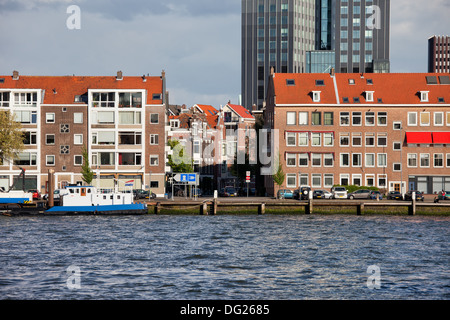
[0,111,24,164]
[167,139,194,173]
[81,146,94,185]
[272,154,285,198]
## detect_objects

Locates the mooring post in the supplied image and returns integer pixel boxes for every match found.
[200,202,208,215]
[258,203,266,215]
[409,192,416,216]
[357,203,364,216]
[212,199,217,216]
[154,202,161,215]
[306,192,313,215]
[48,169,54,208]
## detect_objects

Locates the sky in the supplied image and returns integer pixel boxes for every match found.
[0,0,449,109]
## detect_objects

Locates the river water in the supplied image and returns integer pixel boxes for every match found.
[0,214,449,300]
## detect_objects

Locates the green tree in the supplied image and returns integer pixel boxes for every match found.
[0,111,24,164]
[167,139,193,173]
[81,146,94,185]
[272,154,285,198]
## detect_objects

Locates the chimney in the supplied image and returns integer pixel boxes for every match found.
[330,68,335,77]
[252,104,257,111]
[161,70,166,79]
[142,75,147,82]
[116,71,123,80]
[12,70,19,80]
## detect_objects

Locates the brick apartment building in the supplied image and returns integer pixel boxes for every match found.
[428,35,450,73]
[264,70,450,196]
[0,71,168,197]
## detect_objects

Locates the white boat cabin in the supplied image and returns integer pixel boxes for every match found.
[61,186,133,207]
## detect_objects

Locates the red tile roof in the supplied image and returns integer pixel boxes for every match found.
[272,73,450,105]
[0,75,164,105]
[193,104,219,116]
[226,104,255,120]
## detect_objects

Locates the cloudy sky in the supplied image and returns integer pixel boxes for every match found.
[0,0,449,108]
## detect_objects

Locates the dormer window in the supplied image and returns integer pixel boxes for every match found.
[312,91,321,102]
[286,79,296,86]
[366,91,374,102]
[170,119,180,128]
[420,91,429,102]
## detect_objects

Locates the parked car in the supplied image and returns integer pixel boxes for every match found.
[193,188,202,197]
[28,189,41,200]
[404,191,424,201]
[331,186,348,199]
[313,190,326,199]
[133,189,149,200]
[348,189,372,200]
[294,186,311,200]
[277,189,293,199]
[221,187,238,197]
[387,191,403,200]
[369,191,383,200]
[435,191,450,203]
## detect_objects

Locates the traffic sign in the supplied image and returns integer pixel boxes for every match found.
[246,171,251,183]
[173,173,198,185]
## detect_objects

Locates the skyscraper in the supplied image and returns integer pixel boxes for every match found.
[428,35,450,73]
[241,0,317,110]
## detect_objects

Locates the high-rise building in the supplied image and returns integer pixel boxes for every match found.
[242,0,317,110]
[428,35,450,73]
[242,0,390,110]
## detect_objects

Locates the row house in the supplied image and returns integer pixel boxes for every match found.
[168,103,256,192]
[264,70,450,196]
[0,71,167,197]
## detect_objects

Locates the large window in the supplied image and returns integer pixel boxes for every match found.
[92,131,115,145]
[92,152,115,166]
[14,92,37,107]
[92,92,115,108]
[286,174,297,188]
[119,92,142,108]
[119,153,142,166]
[119,111,142,125]
[14,152,37,166]
[119,132,142,145]
[14,110,37,124]
[0,92,10,107]
[287,112,296,125]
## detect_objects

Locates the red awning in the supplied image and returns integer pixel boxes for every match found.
[433,132,450,144]
[406,132,432,144]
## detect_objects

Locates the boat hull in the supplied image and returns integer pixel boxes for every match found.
[45,204,147,216]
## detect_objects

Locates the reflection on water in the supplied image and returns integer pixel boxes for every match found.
[0,215,449,300]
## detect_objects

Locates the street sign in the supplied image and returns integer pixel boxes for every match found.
[173,173,198,185]
[246,171,251,183]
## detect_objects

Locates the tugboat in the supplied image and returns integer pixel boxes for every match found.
[45,186,147,215]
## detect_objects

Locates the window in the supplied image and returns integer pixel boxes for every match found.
[311,133,321,146]
[447,154,450,167]
[119,153,142,166]
[119,111,141,125]
[119,92,142,108]
[434,112,444,126]
[365,133,375,147]
[324,112,333,125]
[60,145,70,155]
[74,134,83,145]
[352,133,362,147]
[365,153,375,167]
[324,174,334,188]
[393,142,402,151]
[97,152,115,166]
[286,174,297,188]
[408,112,417,126]
[352,153,362,167]
[420,112,430,126]
[286,132,296,146]
[92,131,115,145]
[287,112,296,125]
[311,112,321,125]
[393,122,402,130]
[393,163,402,172]
[420,91,429,102]
[377,134,387,147]
[312,91,321,102]
[15,152,37,166]
[74,113,83,124]
[46,134,55,145]
[94,111,115,124]
[23,132,37,145]
[299,153,309,167]
[150,134,159,145]
[378,175,387,188]
[352,112,362,126]
[60,124,70,133]
[340,174,350,186]
[46,155,55,166]
[298,132,308,146]
[312,174,321,188]
[366,175,375,187]
[447,112,450,126]
[324,154,334,167]
[408,154,417,167]
[378,154,387,167]
[299,173,309,187]
[340,134,350,146]
[312,154,322,167]
[324,133,334,146]
[13,92,37,107]
[0,92,10,107]
[14,110,37,124]
[299,112,308,125]
[286,153,297,167]
[170,120,180,128]
[340,112,350,126]
[119,132,142,145]
[366,91,374,102]
[150,155,159,166]
[150,113,159,124]
[74,155,83,166]
[340,153,350,167]
[434,154,444,167]
[377,112,387,126]
[46,113,55,123]
[92,92,115,108]
[365,112,375,126]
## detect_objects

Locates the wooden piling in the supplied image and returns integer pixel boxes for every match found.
[306,199,313,215]
[212,199,217,215]
[258,203,266,215]
[154,202,161,215]
[357,203,364,216]
[200,202,208,215]
[409,199,416,216]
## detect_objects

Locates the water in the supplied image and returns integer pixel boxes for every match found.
[0,214,449,300]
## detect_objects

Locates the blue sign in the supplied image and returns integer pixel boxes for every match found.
[174,173,198,185]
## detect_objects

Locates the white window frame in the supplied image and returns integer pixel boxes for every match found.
[299,153,309,167]
[407,153,417,168]
[420,91,429,102]
[340,153,350,167]
[74,155,83,166]
[286,132,297,147]
[365,174,375,187]
[312,153,322,167]
[74,113,83,124]
[393,163,402,172]
[150,134,159,145]
[286,174,297,188]
[298,132,309,146]
[434,112,444,126]
[324,154,334,167]
[46,155,55,166]
[286,112,297,125]
[377,134,387,147]
[149,155,159,166]
[352,153,362,167]
[365,153,375,167]
[46,113,55,124]
[408,112,417,126]
[311,132,321,146]
[377,153,387,168]
[312,174,321,188]
[434,153,444,168]
[74,134,83,145]
[324,174,334,188]
[286,153,297,167]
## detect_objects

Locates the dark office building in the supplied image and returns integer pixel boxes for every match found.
[428,35,450,73]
